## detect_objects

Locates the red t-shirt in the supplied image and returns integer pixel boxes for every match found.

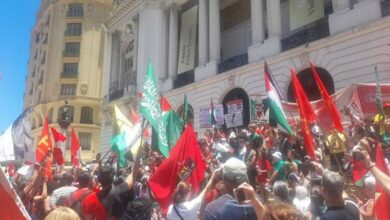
[81,192,107,220]
[256,159,271,183]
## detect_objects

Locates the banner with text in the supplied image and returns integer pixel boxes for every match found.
[226,99,243,114]
[225,112,243,128]
[199,105,224,128]
[289,0,324,31]
[177,5,198,74]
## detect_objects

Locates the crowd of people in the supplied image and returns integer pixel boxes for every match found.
[3,105,390,220]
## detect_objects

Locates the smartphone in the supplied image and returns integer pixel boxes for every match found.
[234,188,246,203]
[353,151,365,161]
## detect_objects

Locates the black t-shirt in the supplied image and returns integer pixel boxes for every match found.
[320,201,360,220]
[107,182,135,219]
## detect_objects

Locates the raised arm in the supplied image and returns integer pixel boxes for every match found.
[363,151,390,195]
[238,182,264,220]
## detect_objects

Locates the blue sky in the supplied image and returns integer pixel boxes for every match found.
[0,1,40,132]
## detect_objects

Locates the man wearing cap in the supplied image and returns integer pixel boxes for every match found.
[269,151,286,183]
[204,157,257,220]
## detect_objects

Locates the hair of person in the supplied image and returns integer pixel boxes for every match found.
[273,181,290,203]
[77,171,90,188]
[263,201,303,220]
[321,170,344,198]
[98,167,114,188]
[62,173,73,186]
[172,182,191,204]
[44,207,80,220]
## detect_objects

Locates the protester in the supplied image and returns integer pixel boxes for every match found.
[244,140,258,189]
[44,207,80,220]
[81,167,113,220]
[325,130,348,172]
[167,168,220,220]
[273,180,290,203]
[269,151,286,183]
[362,150,390,195]
[50,173,77,209]
[293,186,310,215]
[64,172,91,217]
[320,171,360,220]
[204,157,257,220]
[255,149,271,202]
[359,176,376,220]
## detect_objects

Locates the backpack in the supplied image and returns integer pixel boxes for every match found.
[67,190,92,217]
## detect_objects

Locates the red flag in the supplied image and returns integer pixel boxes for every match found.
[36,118,52,163]
[51,128,66,142]
[352,160,369,186]
[7,162,15,177]
[130,108,140,124]
[148,124,206,214]
[45,157,52,179]
[0,168,29,220]
[310,62,343,132]
[291,69,317,160]
[71,128,80,167]
[161,95,172,112]
[374,142,390,220]
[51,127,66,166]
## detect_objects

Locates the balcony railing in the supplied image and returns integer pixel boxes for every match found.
[281,18,330,51]
[218,53,248,74]
[109,89,124,101]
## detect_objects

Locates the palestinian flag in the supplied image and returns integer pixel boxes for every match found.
[264,66,294,136]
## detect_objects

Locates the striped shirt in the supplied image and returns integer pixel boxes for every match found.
[50,185,77,206]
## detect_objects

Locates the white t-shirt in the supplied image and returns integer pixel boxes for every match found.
[166,194,203,220]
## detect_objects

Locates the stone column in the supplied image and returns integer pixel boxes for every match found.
[168,4,179,78]
[332,0,350,12]
[209,0,221,62]
[266,0,282,38]
[198,0,209,65]
[251,0,265,45]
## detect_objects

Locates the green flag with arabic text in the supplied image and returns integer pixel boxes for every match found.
[140,61,169,157]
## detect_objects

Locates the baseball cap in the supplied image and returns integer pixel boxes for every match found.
[272,151,282,160]
[223,157,248,184]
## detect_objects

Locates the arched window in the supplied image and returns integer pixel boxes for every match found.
[287,67,335,102]
[80,107,93,124]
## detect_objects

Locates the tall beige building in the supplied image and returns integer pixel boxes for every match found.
[24,0,112,162]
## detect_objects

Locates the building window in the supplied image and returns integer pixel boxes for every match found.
[64,42,80,57]
[60,84,77,96]
[62,63,78,78]
[67,4,84,17]
[65,23,82,36]
[79,132,91,150]
[80,107,93,124]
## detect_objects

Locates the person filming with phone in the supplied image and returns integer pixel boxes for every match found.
[204,157,258,220]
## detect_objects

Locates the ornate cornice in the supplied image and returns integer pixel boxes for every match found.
[104,0,143,29]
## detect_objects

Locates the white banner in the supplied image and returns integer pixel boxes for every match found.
[226,99,243,114]
[198,105,224,128]
[289,0,324,31]
[177,5,198,74]
[224,112,243,128]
